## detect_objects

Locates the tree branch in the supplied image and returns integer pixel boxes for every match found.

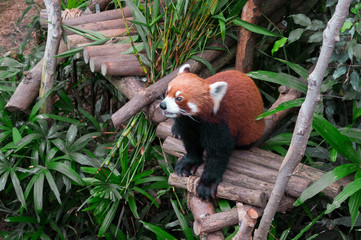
[39,0,62,114]
[253,0,352,239]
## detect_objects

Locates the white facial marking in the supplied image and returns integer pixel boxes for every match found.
[161,96,180,118]
[187,102,198,113]
[167,85,171,92]
[178,64,190,74]
[175,91,182,97]
[209,81,228,114]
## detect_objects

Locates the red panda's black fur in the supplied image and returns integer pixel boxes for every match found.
[160,65,265,200]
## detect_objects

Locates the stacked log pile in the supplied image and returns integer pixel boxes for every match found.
[40,7,145,77]
[156,119,350,237]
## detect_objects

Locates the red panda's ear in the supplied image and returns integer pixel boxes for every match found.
[209,81,228,114]
[178,64,191,75]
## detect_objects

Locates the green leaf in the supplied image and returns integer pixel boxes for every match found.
[353,44,361,59]
[13,133,43,152]
[350,71,359,91]
[272,37,288,55]
[36,113,79,124]
[313,114,360,164]
[275,58,309,80]
[0,171,9,191]
[288,28,304,44]
[29,82,64,122]
[326,178,361,214]
[294,163,358,206]
[0,57,24,68]
[341,21,353,33]
[140,221,177,240]
[5,216,37,224]
[47,162,83,185]
[190,55,215,75]
[34,171,45,213]
[290,14,312,26]
[308,32,323,43]
[233,18,281,37]
[98,200,120,237]
[330,148,337,162]
[256,98,305,120]
[10,169,26,209]
[171,199,194,240]
[66,124,78,147]
[349,175,361,229]
[78,107,100,132]
[12,127,22,144]
[128,195,139,218]
[45,170,61,204]
[134,186,159,208]
[0,69,20,79]
[339,128,361,144]
[247,71,307,93]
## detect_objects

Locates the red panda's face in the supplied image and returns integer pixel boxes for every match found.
[160,64,228,118]
[160,75,208,118]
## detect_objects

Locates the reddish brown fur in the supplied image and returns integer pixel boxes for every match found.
[167,70,265,146]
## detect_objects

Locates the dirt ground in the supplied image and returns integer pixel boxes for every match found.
[0,0,44,55]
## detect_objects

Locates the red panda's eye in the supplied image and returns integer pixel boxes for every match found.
[175,96,183,102]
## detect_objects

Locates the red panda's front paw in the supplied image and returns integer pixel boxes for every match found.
[174,155,201,177]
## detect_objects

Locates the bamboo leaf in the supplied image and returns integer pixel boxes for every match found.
[171,199,194,240]
[190,55,215,75]
[98,200,120,237]
[275,58,309,80]
[234,18,281,37]
[66,124,78,147]
[45,170,62,204]
[47,162,83,185]
[128,195,139,218]
[256,98,305,120]
[10,169,26,209]
[313,114,360,164]
[34,171,45,213]
[294,163,358,206]
[12,127,22,144]
[5,216,38,224]
[140,221,177,240]
[78,107,101,132]
[247,71,308,93]
[326,178,361,214]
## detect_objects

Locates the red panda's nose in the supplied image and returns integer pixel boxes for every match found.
[160,101,167,110]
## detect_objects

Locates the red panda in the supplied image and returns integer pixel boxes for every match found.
[160,64,265,200]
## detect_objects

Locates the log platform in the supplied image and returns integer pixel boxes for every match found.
[156,119,350,238]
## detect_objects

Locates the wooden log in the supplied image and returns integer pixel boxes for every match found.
[106,77,167,124]
[88,0,113,12]
[159,128,348,199]
[101,61,145,76]
[66,28,137,49]
[89,54,139,72]
[233,203,259,240]
[83,43,140,63]
[40,7,133,27]
[64,17,133,36]
[5,40,68,112]
[111,37,235,128]
[168,174,267,208]
[188,193,225,239]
